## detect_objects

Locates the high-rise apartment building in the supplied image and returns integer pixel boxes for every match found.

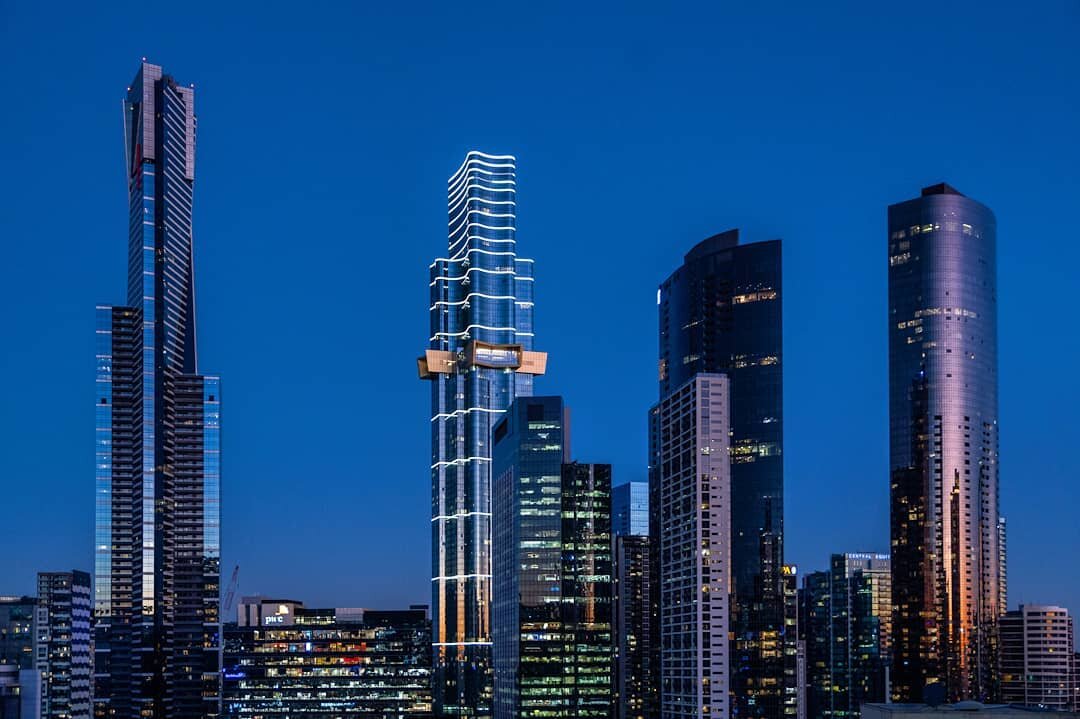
[614,534,653,719]
[802,554,892,718]
[420,151,546,717]
[94,61,222,719]
[655,229,784,717]
[613,481,653,719]
[491,397,613,718]
[888,184,1000,703]
[651,373,731,718]
[613,481,649,537]
[35,571,92,719]
[1000,605,1075,711]
[223,598,432,717]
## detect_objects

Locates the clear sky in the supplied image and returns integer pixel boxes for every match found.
[2,2,1077,618]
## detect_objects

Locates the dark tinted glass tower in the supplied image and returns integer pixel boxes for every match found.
[888,184,1000,703]
[613,482,652,719]
[614,534,652,719]
[420,152,546,717]
[36,571,92,719]
[801,554,891,718]
[94,61,222,719]
[491,398,614,718]
[655,230,783,717]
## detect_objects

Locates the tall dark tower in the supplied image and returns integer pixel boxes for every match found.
[888,183,1000,703]
[94,61,221,719]
[653,230,784,717]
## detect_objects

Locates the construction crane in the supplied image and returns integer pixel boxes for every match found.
[223,564,240,618]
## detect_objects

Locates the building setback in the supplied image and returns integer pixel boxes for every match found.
[654,230,784,718]
[94,61,221,719]
[491,397,613,718]
[1000,605,1075,710]
[36,571,92,719]
[651,373,731,718]
[888,184,1000,703]
[223,598,432,717]
[420,151,546,717]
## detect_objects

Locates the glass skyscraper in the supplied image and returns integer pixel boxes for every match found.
[654,229,784,717]
[801,554,891,718]
[612,481,649,537]
[491,397,613,718]
[419,151,546,717]
[612,481,653,719]
[888,184,1000,703]
[94,61,221,719]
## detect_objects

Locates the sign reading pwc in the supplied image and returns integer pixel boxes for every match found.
[263,603,295,626]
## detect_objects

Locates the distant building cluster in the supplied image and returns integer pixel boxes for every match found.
[2,60,1078,719]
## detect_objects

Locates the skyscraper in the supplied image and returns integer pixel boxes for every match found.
[655,229,784,717]
[419,151,547,717]
[1000,605,1075,711]
[801,554,892,718]
[613,481,653,719]
[94,61,222,719]
[651,373,732,718]
[491,397,614,718]
[614,534,653,719]
[888,183,1000,703]
[613,481,649,537]
[35,571,92,719]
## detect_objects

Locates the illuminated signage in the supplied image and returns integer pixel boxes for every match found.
[264,615,284,625]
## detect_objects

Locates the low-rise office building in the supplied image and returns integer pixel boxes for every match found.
[223,597,432,717]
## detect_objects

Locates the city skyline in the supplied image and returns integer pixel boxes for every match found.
[2,1,1078,637]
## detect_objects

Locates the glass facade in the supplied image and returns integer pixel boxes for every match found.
[491,398,613,718]
[612,481,649,537]
[888,184,1000,703]
[422,151,544,717]
[801,554,891,718]
[654,230,784,718]
[36,571,92,719]
[223,603,432,717]
[94,61,221,719]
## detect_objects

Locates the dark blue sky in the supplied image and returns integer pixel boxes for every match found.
[2,2,1077,616]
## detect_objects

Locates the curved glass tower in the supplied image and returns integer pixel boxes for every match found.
[419,151,546,717]
[888,183,1000,703]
